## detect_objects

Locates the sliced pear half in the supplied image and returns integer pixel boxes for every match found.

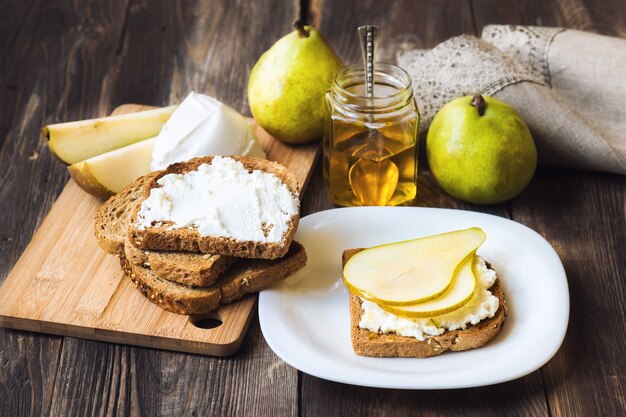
[44,105,176,165]
[380,254,477,318]
[68,137,155,199]
[343,228,486,306]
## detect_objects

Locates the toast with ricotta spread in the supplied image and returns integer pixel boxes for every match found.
[343,248,507,358]
[127,156,300,260]
[95,171,235,287]
[94,156,306,314]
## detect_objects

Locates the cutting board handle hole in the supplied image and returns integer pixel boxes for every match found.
[190,316,223,329]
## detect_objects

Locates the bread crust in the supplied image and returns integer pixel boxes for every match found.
[94,172,159,255]
[96,172,238,285]
[120,241,307,315]
[343,248,507,358]
[124,241,235,287]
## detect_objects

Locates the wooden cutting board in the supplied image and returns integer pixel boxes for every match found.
[0,104,320,356]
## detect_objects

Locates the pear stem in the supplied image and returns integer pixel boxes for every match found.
[293,20,310,38]
[471,94,486,116]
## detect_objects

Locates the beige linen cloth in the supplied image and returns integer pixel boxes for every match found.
[397,25,626,175]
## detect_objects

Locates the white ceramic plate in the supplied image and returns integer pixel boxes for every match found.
[259,207,569,389]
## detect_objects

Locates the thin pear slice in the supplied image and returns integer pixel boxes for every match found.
[68,137,155,199]
[380,254,477,318]
[44,105,176,165]
[343,228,486,306]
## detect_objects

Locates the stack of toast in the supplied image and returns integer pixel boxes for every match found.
[95,156,307,315]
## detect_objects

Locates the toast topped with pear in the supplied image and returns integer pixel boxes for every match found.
[342,229,507,358]
[128,155,300,260]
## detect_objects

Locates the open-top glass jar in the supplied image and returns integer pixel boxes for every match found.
[324,63,419,206]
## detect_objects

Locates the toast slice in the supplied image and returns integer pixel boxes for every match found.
[124,241,236,287]
[95,173,235,286]
[343,248,506,358]
[127,156,300,260]
[94,172,159,255]
[120,241,307,315]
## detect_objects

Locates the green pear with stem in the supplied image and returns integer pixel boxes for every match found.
[248,21,342,144]
[427,95,537,204]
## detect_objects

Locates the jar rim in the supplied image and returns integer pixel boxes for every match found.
[332,62,413,101]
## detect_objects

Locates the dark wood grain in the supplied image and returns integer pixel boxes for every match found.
[472,1,626,416]
[301,375,548,417]
[301,158,333,215]
[0,332,62,417]
[0,2,129,416]
[472,0,626,37]
[510,169,625,417]
[0,0,129,277]
[308,0,476,63]
[46,315,297,416]
[109,0,299,114]
[1,0,625,415]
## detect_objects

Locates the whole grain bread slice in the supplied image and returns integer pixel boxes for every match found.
[95,172,235,286]
[124,241,236,287]
[94,172,159,255]
[127,156,300,260]
[343,248,507,358]
[120,241,307,315]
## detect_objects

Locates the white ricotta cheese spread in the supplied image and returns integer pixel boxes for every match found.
[137,156,299,243]
[359,256,500,340]
[151,91,265,171]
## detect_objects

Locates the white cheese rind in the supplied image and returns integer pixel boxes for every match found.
[358,256,500,340]
[137,156,299,243]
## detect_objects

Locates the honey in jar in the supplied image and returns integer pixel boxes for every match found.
[324,63,419,206]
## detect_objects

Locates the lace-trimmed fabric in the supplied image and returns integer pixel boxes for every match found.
[396,27,626,175]
[481,25,565,86]
[397,35,544,133]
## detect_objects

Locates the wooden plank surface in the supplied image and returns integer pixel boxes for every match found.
[0,1,130,416]
[0,0,301,415]
[471,2,626,416]
[0,0,624,416]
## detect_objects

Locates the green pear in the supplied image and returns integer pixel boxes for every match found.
[248,21,342,144]
[427,95,537,204]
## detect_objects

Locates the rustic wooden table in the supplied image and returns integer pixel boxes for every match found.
[1,0,624,415]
